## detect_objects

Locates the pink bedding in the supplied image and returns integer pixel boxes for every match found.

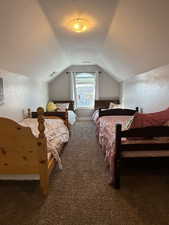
[97,115,132,154]
[92,110,99,122]
[19,118,69,169]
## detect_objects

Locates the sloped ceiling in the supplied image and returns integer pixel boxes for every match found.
[0,0,169,81]
[0,0,69,81]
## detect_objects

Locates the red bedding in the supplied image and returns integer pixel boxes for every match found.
[130,108,169,129]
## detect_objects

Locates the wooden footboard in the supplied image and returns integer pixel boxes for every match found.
[0,118,40,174]
[31,109,69,128]
[114,124,169,189]
[0,107,50,195]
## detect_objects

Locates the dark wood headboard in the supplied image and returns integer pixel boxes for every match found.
[95,99,120,110]
[52,100,74,111]
[99,107,139,117]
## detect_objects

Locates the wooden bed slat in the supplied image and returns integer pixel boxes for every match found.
[121,126,169,137]
[121,143,169,151]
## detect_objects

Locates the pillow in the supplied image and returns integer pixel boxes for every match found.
[129,108,169,130]
[109,102,121,109]
[46,102,57,112]
[56,103,70,111]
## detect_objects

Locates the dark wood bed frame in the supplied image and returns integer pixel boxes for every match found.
[114,124,169,189]
[99,107,139,117]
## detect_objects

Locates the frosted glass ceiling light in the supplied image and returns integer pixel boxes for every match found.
[70,18,89,33]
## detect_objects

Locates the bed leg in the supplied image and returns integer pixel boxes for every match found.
[114,158,120,189]
[40,171,48,195]
[37,107,49,196]
[114,123,121,189]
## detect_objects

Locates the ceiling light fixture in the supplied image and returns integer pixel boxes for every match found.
[69,18,89,33]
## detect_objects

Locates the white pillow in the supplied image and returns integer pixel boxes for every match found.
[56,103,69,111]
[109,102,121,109]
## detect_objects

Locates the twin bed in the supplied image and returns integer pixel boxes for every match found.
[93,100,169,189]
[0,101,74,195]
[47,100,77,126]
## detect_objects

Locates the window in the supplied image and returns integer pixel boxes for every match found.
[75,73,96,108]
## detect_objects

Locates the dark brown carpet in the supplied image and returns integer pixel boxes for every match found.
[0,121,169,225]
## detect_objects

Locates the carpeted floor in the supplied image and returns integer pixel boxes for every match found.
[0,121,169,225]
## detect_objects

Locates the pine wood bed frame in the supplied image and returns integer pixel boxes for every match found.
[114,124,169,189]
[29,108,69,128]
[0,107,67,195]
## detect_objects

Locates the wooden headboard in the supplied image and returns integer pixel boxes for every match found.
[52,100,74,111]
[99,107,139,117]
[95,99,120,110]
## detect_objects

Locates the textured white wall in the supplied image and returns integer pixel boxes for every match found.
[49,72,70,100]
[122,65,169,113]
[0,69,48,121]
[48,65,120,100]
[99,72,119,99]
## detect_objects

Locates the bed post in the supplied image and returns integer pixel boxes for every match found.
[27,108,31,118]
[136,107,139,112]
[37,107,48,195]
[114,123,122,189]
[65,109,69,128]
[99,108,101,117]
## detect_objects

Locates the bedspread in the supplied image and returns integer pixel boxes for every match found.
[19,118,69,169]
[97,115,132,149]
[92,110,99,122]
[96,116,133,180]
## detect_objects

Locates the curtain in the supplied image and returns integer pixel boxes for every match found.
[70,72,77,109]
[95,71,100,100]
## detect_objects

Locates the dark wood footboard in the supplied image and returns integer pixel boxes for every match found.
[113,124,169,189]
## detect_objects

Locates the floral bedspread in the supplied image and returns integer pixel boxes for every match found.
[92,110,99,122]
[95,116,133,180]
[19,118,69,169]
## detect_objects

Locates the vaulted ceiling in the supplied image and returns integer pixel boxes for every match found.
[0,0,169,81]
